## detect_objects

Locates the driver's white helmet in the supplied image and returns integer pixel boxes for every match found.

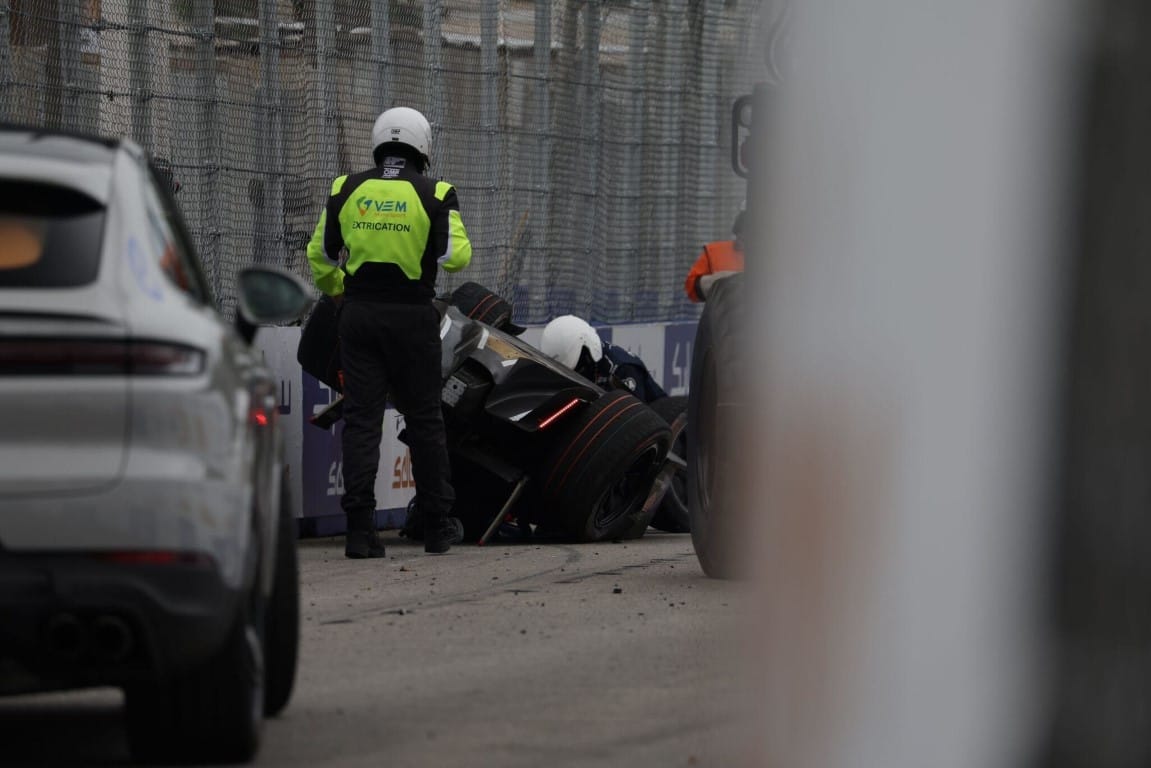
[371,106,432,163]
[540,315,603,370]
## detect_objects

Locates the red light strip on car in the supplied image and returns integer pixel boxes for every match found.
[91,551,212,566]
[538,398,581,429]
[0,339,204,376]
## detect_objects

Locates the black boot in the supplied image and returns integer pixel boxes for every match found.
[399,496,423,541]
[424,517,464,554]
[345,511,385,559]
[345,529,385,558]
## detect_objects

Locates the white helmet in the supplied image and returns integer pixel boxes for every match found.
[540,315,603,370]
[371,106,432,163]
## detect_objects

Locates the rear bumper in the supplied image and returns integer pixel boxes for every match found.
[0,553,241,695]
[0,475,253,591]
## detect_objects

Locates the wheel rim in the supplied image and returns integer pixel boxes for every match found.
[591,443,664,530]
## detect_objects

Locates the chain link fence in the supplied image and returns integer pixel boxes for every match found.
[1,0,765,323]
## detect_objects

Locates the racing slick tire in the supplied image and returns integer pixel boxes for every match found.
[124,590,266,764]
[445,281,525,335]
[540,390,671,542]
[688,272,748,579]
[647,395,690,533]
[264,467,300,718]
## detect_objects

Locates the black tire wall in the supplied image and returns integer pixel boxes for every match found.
[264,467,300,717]
[687,273,747,578]
[540,390,671,542]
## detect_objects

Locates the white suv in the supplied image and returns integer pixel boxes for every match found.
[0,127,310,764]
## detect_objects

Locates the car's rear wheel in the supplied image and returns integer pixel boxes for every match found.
[264,467,300,718]
[688,273,747,578]
[647,395,690,533]
[540,390,671,542]
[124,594,265,764]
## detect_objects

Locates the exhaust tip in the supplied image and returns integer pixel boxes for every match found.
[44,613,85,659]
[90,615,134,663]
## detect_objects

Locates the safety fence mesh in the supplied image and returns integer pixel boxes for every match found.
[1,0,765,324]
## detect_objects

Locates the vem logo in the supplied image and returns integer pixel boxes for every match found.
[356,197,408,216]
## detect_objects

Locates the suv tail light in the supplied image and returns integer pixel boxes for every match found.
[0,339,204,376]
[90,550,214,567]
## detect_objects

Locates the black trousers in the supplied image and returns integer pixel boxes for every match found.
[337,300,453,530]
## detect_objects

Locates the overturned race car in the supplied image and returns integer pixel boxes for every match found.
[298,283,675,544]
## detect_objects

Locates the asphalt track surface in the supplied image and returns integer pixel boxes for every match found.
[0,530,758,767]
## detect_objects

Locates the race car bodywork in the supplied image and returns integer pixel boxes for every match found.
[298,286,672,543]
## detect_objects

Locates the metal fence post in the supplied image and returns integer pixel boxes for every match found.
[370,0,391,114]
[582,0,603,316]
[480,0,501,285]
[697,0,721,249]
[657,0,686,313]
[259,0,285,267]
[127,0,151,147]
[549,0,583,316]
[48,0,81,132]
[0,2,12,122]
[527,0,552,315]
[315,0,336,180]
[622,0,649,321]
[192,0,221,301]
[422,0,443,150]
[481,0,497,163]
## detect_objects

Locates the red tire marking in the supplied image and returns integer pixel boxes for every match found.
[468,293,500,320]
[546,395,645,493]
[544,393,629,489]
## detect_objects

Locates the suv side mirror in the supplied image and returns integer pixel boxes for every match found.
[235,266,314,344]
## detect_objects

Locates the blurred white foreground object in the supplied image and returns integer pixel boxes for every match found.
[747,0,1077,765]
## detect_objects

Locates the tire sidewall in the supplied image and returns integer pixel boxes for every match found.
[687,274,745,578]
[264,467,300,717]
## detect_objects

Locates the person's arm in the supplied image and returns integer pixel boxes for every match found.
[684,245,713,302]
[433,182,472,273]
[617,361,667,403]
[641,367,668,402]
[306,176,348,297]
[697,270,741,300]
[603,346,667,402]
